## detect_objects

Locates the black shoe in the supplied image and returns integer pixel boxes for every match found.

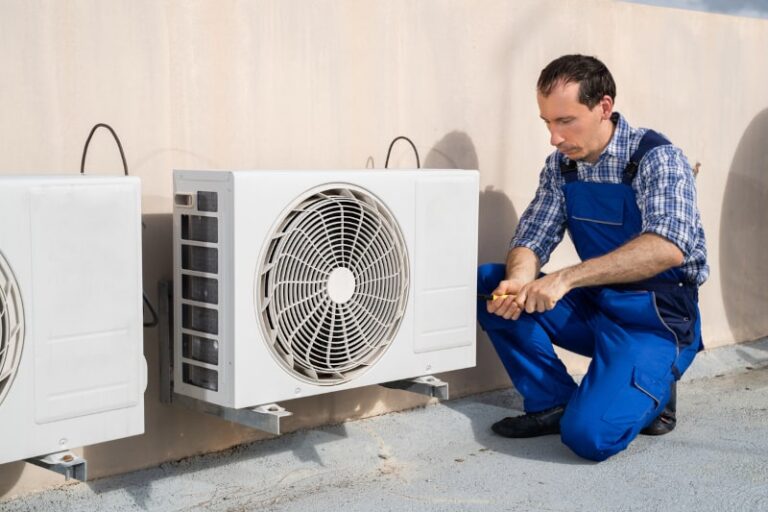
[641,382,677,436]
[491,405,565,438]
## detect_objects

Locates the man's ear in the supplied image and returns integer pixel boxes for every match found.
[598,95,614,120]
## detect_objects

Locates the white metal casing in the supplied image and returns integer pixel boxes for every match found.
[0,176,146,465]
[173,170,478,409]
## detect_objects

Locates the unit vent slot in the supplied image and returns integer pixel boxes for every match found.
[174,193,193,207]
[182,363,218,391]
[182,274,218,304]
[182,304,219,335]
[181,215,218,243]
[197,191,218,212]
[181,245,218,274]
[182,334,219,365]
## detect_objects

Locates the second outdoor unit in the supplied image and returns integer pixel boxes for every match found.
[0,175,146,465]
[172,169,478,408]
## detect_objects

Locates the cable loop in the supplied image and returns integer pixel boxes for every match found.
[80,123,129,176]
[384,136,420,169]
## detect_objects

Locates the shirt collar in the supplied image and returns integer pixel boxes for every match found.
[600,112,630,161]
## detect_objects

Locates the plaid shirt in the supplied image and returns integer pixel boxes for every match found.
[511,113,709,286]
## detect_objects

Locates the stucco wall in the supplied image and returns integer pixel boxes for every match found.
[1,0,767,499]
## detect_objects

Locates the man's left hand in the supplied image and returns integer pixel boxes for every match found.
[514,271,571,314]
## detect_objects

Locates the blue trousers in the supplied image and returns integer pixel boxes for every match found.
[477,263,701,461]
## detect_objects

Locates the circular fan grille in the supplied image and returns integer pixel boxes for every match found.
[0,251,24,406]
[257,185,409,385]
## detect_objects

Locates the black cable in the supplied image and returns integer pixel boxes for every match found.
[79,122,158,327]
[384,136,420,169]
[143,292,159,328]
[80,123,129,176]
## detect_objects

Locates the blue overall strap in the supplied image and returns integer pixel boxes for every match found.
[622,130,671,185]
[559,155,578,183]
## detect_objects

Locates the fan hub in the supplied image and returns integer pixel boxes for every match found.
[327,267,355,304]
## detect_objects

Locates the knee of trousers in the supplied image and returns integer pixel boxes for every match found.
[477,263,505,294]
[560,407,620,462]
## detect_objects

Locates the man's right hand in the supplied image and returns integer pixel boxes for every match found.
[486,278,526,320]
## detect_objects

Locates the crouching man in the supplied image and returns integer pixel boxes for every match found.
[477,54,708,461]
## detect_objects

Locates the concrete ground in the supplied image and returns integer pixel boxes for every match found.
[3,339,768,512]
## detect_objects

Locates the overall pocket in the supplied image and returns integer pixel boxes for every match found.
[568,184,625,225]
[602,366,668,426]
[564,183,635,261]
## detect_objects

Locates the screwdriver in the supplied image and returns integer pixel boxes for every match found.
[477,293,515,301]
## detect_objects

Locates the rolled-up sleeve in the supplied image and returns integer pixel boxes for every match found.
[638,146,699,259]
[510,155,567,266]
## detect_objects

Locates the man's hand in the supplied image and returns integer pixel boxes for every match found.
[514,271,571,315]
[487,272,571,321]
[486,278,526,320]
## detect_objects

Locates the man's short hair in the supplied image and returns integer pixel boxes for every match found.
[537,55,616,108]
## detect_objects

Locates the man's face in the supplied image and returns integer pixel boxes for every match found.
[537,81,613,163]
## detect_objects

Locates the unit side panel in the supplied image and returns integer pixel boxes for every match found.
[30,181,143,424]
[413,172,478,357]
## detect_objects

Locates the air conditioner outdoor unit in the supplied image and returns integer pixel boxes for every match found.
[172,169,478,409]
[0,176,146,465]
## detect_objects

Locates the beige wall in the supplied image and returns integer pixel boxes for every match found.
[1,0,767,499]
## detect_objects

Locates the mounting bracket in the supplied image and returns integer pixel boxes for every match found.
[381,375,450,400]
[26,451,87,481]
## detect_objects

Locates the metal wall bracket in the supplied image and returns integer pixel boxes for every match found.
[171,394,292,435]
[26,451,88,481]
[381,375,450,400]
[158,280,292,436]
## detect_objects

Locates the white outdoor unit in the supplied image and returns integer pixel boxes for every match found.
[172,169,478,408]
[0,176,146,465]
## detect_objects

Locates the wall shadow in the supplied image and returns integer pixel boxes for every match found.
[719,108,768,343]
[478,186,519,265]
[0,462,25,499]
[423,130,479,170]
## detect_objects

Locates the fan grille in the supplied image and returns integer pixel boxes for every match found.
[257,185,409,385]
[0,251,24,406]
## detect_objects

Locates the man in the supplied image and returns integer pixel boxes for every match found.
[477,54,707,461]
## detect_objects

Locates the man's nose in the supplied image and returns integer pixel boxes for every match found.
[549,129,564,147]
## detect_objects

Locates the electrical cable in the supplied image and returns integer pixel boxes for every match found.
[80,123,129,176]
[79,123,159,328]
[384,136,420,169]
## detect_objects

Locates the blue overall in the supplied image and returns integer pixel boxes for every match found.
[477,131,702,461]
